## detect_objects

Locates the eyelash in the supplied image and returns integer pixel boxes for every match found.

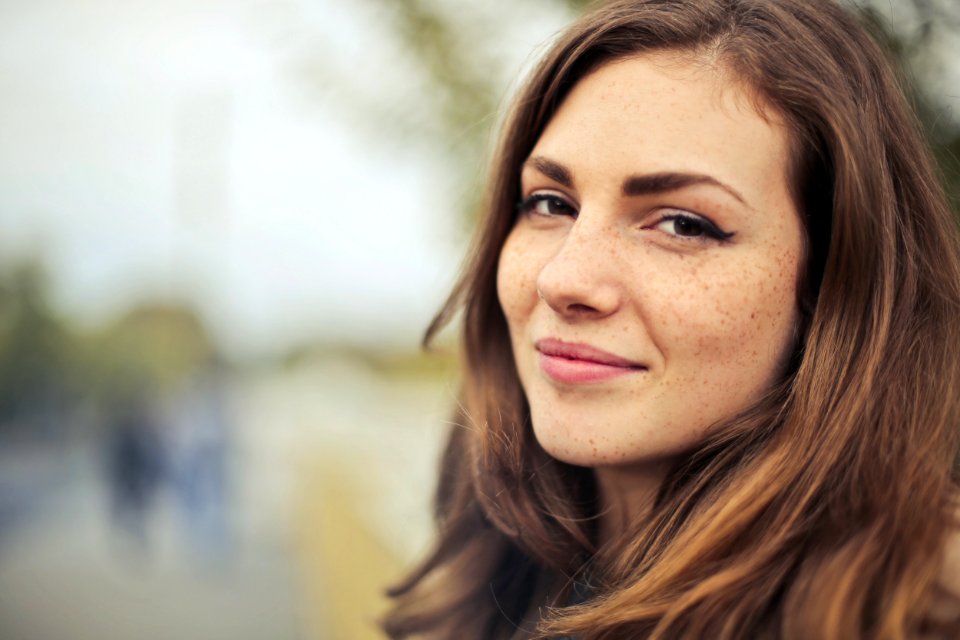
[515,193,577,219]
[515,193,735,242]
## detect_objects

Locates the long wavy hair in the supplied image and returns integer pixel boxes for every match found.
[383,1,960,638]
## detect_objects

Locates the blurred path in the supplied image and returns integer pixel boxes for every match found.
[0,354,450,640]
[234,355,451,640]
[0,437,75,547]
[0,443,303,640]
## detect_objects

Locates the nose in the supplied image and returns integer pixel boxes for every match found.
[536,217,622,319]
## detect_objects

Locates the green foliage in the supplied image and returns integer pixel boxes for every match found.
[856,0,960,213]
[0,258,216,435]
[310,0,959,223]
[280,338,458,381]
[83,303,216,407]
[290,1,577,231]
[0,262,73,427]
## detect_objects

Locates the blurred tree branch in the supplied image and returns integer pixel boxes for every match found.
[854,0,960,211]
[282,0,959,224]
[278,0,576,230]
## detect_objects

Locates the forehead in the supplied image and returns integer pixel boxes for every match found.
[531,52,792,210]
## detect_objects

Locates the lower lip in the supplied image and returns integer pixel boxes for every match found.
[538,353,644,384]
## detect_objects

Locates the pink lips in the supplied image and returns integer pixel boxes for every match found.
[536,338,646,384]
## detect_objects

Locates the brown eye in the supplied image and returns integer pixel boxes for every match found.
[516,193,577,218]
[667,216,704,236]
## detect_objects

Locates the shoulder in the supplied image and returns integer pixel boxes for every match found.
[940,498,960,596]
[926,517,960,631]
[938,527,960,601]
[940,528,960,597]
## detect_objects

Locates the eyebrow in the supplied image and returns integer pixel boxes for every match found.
[525,156,573,188]
[524,155,749,207]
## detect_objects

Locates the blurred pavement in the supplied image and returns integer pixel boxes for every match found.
[0,439,303,640]
[0,354,451,640]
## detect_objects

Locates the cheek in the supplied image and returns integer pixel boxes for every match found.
[652,251,801,380]
[496,229,540,324]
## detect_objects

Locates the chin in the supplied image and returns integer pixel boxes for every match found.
[530,411,635,467]
[527,402,695,469]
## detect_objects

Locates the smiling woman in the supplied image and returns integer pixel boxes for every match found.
[383,1,960,639]
[500,53,803,477]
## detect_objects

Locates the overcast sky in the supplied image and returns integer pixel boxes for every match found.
[0,0,954,357]
[0,0,568,356]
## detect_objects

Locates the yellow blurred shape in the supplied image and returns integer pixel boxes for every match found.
[296,454,402,640]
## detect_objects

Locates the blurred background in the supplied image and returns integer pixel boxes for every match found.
[0,1,956,639]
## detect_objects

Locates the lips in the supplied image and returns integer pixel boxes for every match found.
[535,338,645,384]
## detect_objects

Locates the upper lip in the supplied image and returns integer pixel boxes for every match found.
[535,338,645,368]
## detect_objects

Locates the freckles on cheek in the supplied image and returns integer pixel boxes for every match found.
[661,264,794,358]
[653,269,744,337]
[712,270,799,363]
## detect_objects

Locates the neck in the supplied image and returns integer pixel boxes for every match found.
[594,461,671,546]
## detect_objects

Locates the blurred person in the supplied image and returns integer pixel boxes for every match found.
[166,363,232,564]
[383,0,960,638]
[106,396,164,548]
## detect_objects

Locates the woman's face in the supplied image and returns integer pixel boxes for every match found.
[497,52,804,468]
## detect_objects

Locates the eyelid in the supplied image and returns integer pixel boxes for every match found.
[522,188,576,204]
[514,191,735,241]
[648,208,735,241]
[516,190,579,218]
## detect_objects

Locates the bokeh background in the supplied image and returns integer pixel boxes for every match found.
[0,1,956,639]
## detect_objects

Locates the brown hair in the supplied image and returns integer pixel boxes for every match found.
[383,0,960,638]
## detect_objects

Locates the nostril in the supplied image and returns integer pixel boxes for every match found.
[568,303,597,313]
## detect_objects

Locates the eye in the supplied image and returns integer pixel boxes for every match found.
[651,211,734,242]
[516,193,577,219]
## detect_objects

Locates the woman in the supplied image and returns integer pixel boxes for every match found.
[384,0,960,638]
